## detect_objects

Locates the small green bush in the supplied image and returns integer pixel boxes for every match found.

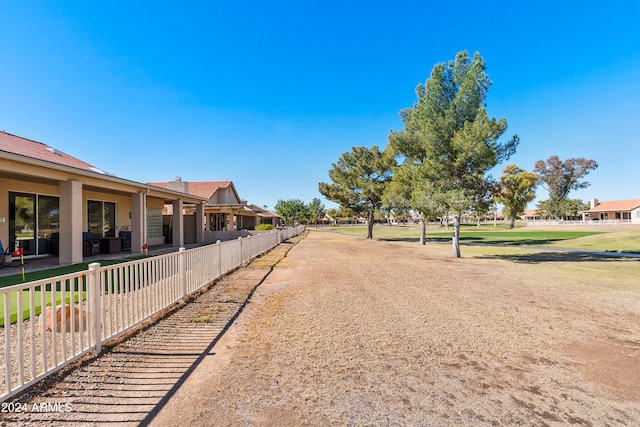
[255,224,275,230]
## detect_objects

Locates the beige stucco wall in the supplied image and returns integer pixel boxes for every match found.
[147,197,165,209]
[633,208,640,224]
[210,187,240,205]
[6,179,59,196]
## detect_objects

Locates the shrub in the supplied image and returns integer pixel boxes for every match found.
[255,224,275,230]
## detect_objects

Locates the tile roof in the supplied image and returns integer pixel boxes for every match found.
[0,130,111,175]
[248,204,280,218]
[147,180,233,199]
[586,199,640,212]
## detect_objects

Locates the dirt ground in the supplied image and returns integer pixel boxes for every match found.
[2,230,640,426]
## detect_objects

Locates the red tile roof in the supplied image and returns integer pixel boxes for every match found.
[0,131,111,175]
[248,204,280,218]
[147,180,233,199]
[586,199,640,212]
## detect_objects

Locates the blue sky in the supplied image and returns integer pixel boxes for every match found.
[2,1,639,211]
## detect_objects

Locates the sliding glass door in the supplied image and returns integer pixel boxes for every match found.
[38,195,60,254]
[9,192,59,256]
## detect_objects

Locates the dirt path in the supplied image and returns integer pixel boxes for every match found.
[0,241,297,426]
[2,230,640,426]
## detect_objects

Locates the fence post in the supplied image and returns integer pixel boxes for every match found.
[88,262,102,354]
[238,236,243,265]
[179,248,187,302]
[216,240,222,277]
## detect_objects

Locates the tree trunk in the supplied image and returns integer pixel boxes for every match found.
[509,218,515,229]
[452,214,461,258]
[367,205,375,239]
[420,218,426,245]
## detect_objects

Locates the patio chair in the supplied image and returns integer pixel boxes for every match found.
[82,232,100,256]
[0,240,12,268]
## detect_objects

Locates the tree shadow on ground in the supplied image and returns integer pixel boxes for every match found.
[379,237,449,243]
[476,251,640,264]
[378,236,572,246]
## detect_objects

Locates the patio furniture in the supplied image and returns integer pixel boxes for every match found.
[119,230,132,251]
[0,240,12,268]
[97,237,122,254]
[83,232,100,256]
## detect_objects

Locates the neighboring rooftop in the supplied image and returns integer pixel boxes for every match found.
[0,130,112,175]
[586,199,640,212]
[147,179,233,199]
[247,204,280,219]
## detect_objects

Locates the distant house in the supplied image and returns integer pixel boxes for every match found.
[0,131,207,265]
[147,178,266,231]
[583,198,640,224]
[247,204,281,227]
[521,209,540,221]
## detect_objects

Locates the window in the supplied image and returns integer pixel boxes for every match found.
[88,200,116,237]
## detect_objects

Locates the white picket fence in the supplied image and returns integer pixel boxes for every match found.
[526,219,633,227]
[0,226,304,402]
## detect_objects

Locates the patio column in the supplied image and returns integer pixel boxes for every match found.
[172,199,184,247]
[59,179,83,265]
[195,202,205,244]
[0,178,8,246]
[227,209,236,231]
[131,191,145,254]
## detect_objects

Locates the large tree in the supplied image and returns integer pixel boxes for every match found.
[536,198,588,220]
[307,197,326,228]
[319,145,395,239]
[533,155,598,219]
[496,164,539,228]
[384,161,444,244]
[389,50,518,257]
[274,199,310,226]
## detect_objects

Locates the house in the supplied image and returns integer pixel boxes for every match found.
[247,204,281,227]
[521,209,540,221]
[583,198,640,224]
[0,131,208,265]
[147,178,264,231]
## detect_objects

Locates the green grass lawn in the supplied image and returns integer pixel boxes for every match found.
[327,224,640,254]
[0,255,146,326]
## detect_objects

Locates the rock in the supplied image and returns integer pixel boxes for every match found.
[40,305,88,332]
